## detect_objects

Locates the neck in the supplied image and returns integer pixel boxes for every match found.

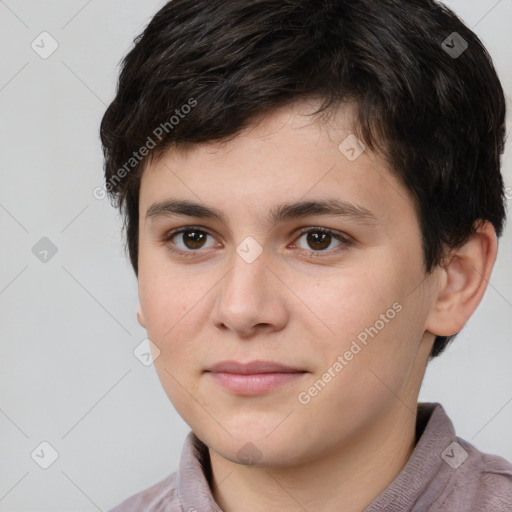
[208,402,418,512]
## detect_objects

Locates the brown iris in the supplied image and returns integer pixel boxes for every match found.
[305,231,331,251]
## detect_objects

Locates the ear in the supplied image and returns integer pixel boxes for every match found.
[425,221,498,337]
[137,301,147,328]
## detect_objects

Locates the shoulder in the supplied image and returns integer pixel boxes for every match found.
[435,436,512,511]
[370,403,512,512]
[107,472,182,512]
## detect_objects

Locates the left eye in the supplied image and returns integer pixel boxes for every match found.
[293,228,349,253]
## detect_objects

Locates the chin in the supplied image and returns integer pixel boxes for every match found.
[195,419,312,467]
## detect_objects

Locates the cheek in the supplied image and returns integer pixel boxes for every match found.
[140,269,206,414]
[291,265,400,345]
[295,307,418,441]
[139,247,199,336]
[296,265,420,392]
[138,270,205,389]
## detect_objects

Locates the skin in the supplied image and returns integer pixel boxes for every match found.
[136,99,497,511]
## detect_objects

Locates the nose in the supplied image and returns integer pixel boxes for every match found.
[210,246,289,338]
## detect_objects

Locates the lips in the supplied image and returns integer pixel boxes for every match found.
[205,360,307,395]
[207,360,304,374]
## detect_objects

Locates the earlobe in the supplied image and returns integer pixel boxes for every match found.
[137,301,147,328]
[425,221,498,337]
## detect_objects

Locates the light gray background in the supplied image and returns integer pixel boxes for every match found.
[0,1,511,510]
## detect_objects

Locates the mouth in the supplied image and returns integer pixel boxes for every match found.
[205,360,308,395]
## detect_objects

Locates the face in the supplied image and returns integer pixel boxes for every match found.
[137,100,438,467]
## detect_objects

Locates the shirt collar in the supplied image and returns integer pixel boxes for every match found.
[363,402,456,511]
[176,430,223,511]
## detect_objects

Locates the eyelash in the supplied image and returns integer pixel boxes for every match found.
[161,226,353,258]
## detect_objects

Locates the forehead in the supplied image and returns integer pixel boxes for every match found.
[139,100,416,229]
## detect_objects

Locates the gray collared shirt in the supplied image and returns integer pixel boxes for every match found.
[108,402,512,511]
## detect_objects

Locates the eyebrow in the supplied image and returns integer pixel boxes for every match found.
[146,198,379,226]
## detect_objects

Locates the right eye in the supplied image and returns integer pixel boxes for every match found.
[162,227,220,256]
